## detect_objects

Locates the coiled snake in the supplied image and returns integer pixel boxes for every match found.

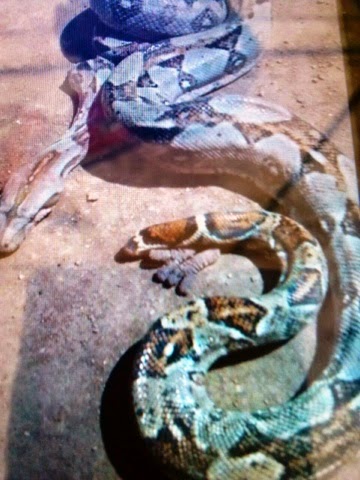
[0,1,359,478]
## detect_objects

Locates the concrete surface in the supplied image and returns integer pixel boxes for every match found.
[0,0,359,479]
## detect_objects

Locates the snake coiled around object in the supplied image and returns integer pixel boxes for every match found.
[0,1,358,478]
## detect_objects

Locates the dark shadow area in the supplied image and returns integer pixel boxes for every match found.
[60,8,135,63]
[210,340,287,369]
[100,343,169,480]
[338,0,360,188]
[5,267,125,479]
[60,8,103,62]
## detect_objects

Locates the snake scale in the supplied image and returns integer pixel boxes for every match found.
[0,1,359,478]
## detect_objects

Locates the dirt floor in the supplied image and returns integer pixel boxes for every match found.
[0,0,359,479]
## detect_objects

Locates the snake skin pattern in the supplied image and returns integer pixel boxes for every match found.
[0,1,359,478]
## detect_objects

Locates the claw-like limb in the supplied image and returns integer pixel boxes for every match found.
[150,248,221,295]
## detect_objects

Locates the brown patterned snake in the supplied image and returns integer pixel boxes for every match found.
[0,1,359,478]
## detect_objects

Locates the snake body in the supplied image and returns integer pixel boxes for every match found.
[0,1,359,478]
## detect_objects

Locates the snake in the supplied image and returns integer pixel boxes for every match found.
[0,0,359,478]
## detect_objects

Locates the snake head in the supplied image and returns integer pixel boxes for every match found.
[0,170,61,254]
[0,179,30,253]
[0,204,53,254]
[0,211,29,253]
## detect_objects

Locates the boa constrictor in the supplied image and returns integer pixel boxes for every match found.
[0,1,359,478]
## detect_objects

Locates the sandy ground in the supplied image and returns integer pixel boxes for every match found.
[0,0,359,479]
